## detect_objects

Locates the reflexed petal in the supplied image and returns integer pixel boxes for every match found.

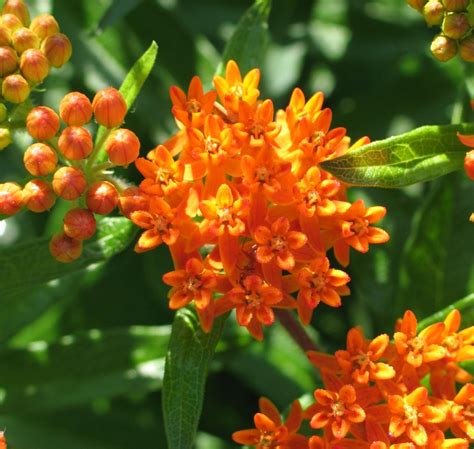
[310,412,329,429]
[346,404,366,423]
[369,334,390,360]
[444,309,461,334]
[420,405,445,423]
[407,387,428,406]
[315,389,335,406]
[423,344,446,362]
[401,310,418,337]
[135,229,162,252]
[367,227,390,244]
[232,429,259,445]
[256,306,275,325]
[365,206,386,223]
[347,327,365,353]
[130,210,154,229]
[388,417,405,438]
[320,288,341,307]
[254,412,276,432]
[169,290,191,309]
[406,423,427,446]
[372,362,395,380]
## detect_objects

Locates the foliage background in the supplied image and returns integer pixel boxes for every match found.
[0,0,473,448]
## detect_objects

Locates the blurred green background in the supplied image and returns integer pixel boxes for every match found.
[0,0,473,448]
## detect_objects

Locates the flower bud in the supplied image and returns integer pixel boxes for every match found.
[442,13,470,39]
[0,128,12,150]
[0,13,22,32]
[423,0,445,25]
[59,92,92,126]
[52,166,87,200]
[2,0,30,25]
[465,150,474,180]
[20,48,49,83]
[119,186,149,218]
[105,128,140,166]
[443,0,469,12]
[0,182,22,215]
[86,181,119,215]
[58,126,93,160]
[430,34,458,61]
[41,33,71,67]
[23,179,55,212]
[12,27,39,53]
[49,232,82,263]
[0,45,18,76]
[92,87,127,128]
[460,35,474,61]
[26,106,60,140]
[23,142,57,176]
[29,14,59,41]
[0,104,7,122]
[406,0,428,11]
[2,74,30,103]
[63,207,96,240]
[0,26,10,46]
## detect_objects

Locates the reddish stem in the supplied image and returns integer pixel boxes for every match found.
[275,309,319,353]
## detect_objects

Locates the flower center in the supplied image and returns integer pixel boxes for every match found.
[205,136,220,154]
[331,401,345,418]
[154,215,170,233]
[231,84,244,99]
[255,166,270,183]
[407,336,425,354]
[186,99,201,114]
[185,276,201,292]
[351,218,369,236]
[250,124,264,139]
[403,403,420,427]
[443,335,461,352]
[310,131,325,147]
[217,207,232,224]
[271,236,287,252]
[310,272,327,291]
[306,189,320,206]
[245,290,262,307]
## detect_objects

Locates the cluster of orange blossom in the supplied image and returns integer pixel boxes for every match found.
[233,309,474,449]
[457,133,474,222]
[124,59,390,338]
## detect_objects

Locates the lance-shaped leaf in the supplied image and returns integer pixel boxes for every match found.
[321,123,474,188]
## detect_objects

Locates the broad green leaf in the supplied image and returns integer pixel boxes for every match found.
[321,123,474,188]
[95,0,146,32]
[216,0,271,75]
[162,309,228,449]
[417,294,474,330]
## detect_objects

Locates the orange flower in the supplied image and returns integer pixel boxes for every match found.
[439,309,474,363]
[449,383,474,440]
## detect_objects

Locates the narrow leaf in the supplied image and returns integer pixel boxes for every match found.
[96,0,146,32]
[321,123,474,188]
[417,294,474,330]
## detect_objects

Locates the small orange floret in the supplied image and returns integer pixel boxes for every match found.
[23,179,55,212]
[41,32,72,67]
[58,126,93,160]
[464,150,474,180]
[63,208,96,240]
[0,182,23,215]
[59,91,93,126]
[23,142,57,176]
[49,232,82,263]
[2,0,30,26]
[0,46,18,76]
[26,106,60,140]
[0,13,22,32]
[86,181,119,215]
[52,166,87,200]
[29,14,59,41]
[92,87,127,128]
[105,128,140,166]
[2,73,30,103]
[12,27,39,54]
[19,48,50,83]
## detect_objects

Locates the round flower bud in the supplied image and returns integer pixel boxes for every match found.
[0,46,18,76]
[430,34,457,61]
[26,106,60,140]
[92,87,127,128]
[407,0,428,11]
[59,92,92,126]
[119,186,149,218]
[23,142,57,176]
[41,33,72,67]
[2,0,30,25]
[0,13,22,32]
[105,129,140,166]
[12,27,39,53]
[63,208,96,241]
[49,232,82,263]
[442,13,470,39]
[0,104,7,123]
[58,126,93,160]
[86,181,119,215]
[0,182,23,215]
[460,35,474,61]
[0,26,10,46]
[423,0,445,25]
[2,74,30,103]
[29,14,59,41]
[52,166,87,201]
[443,0,469,12]
[20,48,49,83]
[465,150,474,180]
[0,128,12,150]
[23,179,55,212]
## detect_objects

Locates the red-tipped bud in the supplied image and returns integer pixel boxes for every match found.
[29,14,59,41]
[460,35,474,61]
[23,179,55,212]
[0,13,22,32]
[49,232,82,263]
[430,34,458,61]
[2,74,30,103]
[119,186,149,218]
[26,106,60,140]
[59,92,92,126]
[442,13,470,39]
[105,128,140,166]
[20,48,49,83]
[41,32,72,67]
[0,25,10,46]
[52,166,87,200]
[443,0,469,12]
[86,181,119,215]
[12,27,39,53]
[0,128,12,150]
[2,0,30,25]
[423,0,445,25]
[63,207,96,240]
[23,142,57,176]
[465,150,474,180]
[0,182,23,215]
[58,126,93,160]
[0,45,18,76]
[92,87,127,128]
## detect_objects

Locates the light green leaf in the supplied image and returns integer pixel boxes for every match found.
[321,123,474,188]
[95,0,146,32]
[162,309,228,449]
[417,294,474,330]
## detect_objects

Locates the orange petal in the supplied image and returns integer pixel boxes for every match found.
[457,132,474,147]
[332,418,351,439]
[259,397,282,425]
[232,429,259,445]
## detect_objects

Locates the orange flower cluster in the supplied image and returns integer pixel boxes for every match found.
[457,133,474,222]
[128,59,390,338]
[233,309,474,449]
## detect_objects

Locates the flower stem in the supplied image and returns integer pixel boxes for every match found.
[275,309,319,353]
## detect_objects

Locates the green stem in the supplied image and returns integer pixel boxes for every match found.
[86,128,112,171]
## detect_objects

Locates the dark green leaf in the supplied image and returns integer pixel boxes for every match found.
[96,0,146,32]
[417,294,474,330]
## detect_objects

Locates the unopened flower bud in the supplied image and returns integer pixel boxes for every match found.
[119,186,149,218]
[86,181,119,215]
[465,150,474,179]
[460,35,474,60]
[52,166,87,200]
[58,126,93,160]
[23,142,57,176]
[105,128,140,166]
[2,0,30,25]
[2,74,29,103]
[406,0,428,11]
[0,13,22,32]
[430,34,457,61]
[41,33,71,67]
[20,48,49,83]
[23,179,55,212]
[49,232,82,263]
[63,207,96,240]
[0,104,7,123]
[0,26,10,46]
[59,92,92,126]
[12,27,39,53]
[29,14,59,41]
[442,13,470,39]
[423,0,445,25]
[26,106,60,140]
[0,128,12,150]
[443,0,469,12]
[0,45,18,76]
[92,87,127,128]
[0,182,23,215]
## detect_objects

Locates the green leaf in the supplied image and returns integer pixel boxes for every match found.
[321,123,474,188]
[216,0,272,75]
[95,0,146,32]
[162,309,228,449]
[417,294,474,330]
[0,326,170,413]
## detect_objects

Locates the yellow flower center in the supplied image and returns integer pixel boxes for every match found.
[217,207,232,224]
[231,83,244,99]
[310,131,325,147]
[351,218,369,236]
[250,124,265,139]
[154,215,170,233]
[306,189,320,206]
[186,99,201,114]
[271,236,287,252]
[403,403,420,427]
[255,166,270,183]
[244,291,262,307]
[331,401,346,418]
[407,336,425,354]
[310,272,327,291]
[185,276,201,292]
[205,136,220,154]
[443,335,461,352]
